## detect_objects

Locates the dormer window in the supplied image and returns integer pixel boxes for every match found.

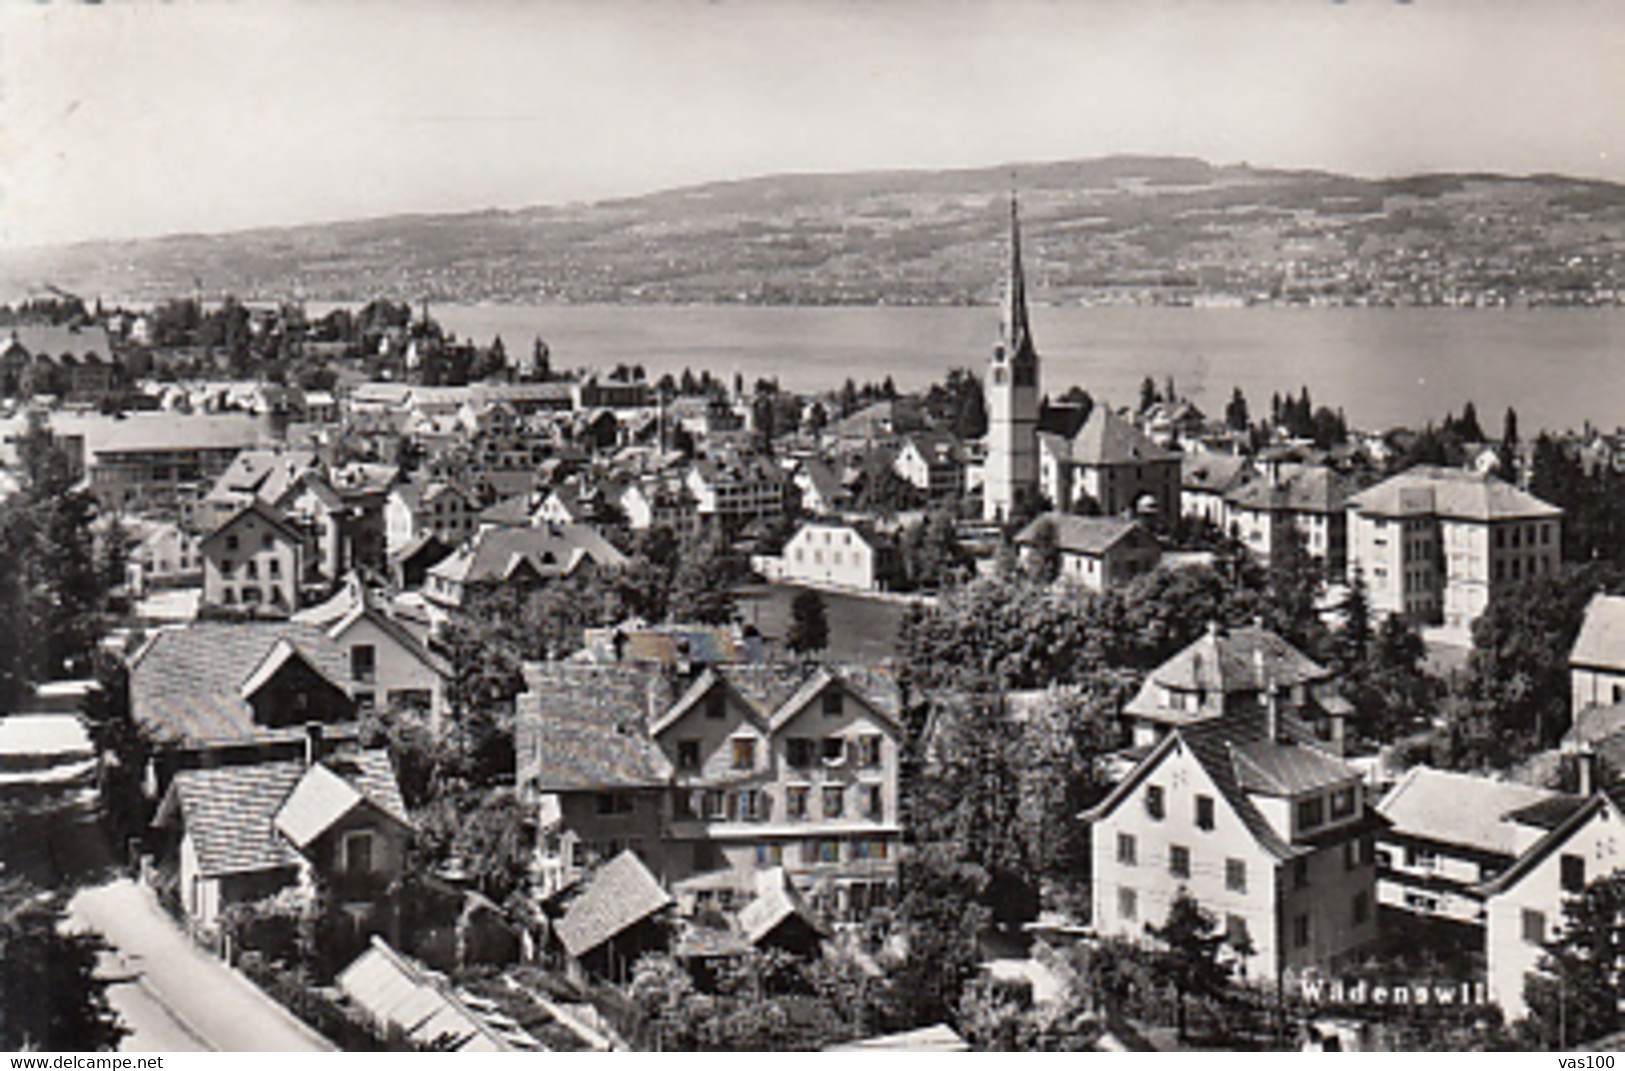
[1296,796,1325,831]
[1330,786,1356,820]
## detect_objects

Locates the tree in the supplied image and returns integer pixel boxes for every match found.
[1225,387,1249,432]
[1502,406,1521,483]
[1522,871,1625,1049]
[1144,892,1232,1040]
[786,589,829,654]
[1138,375,1160,414]
[0,882,125,1050]
[1023,518,1062,584]
[667,531,738,625]
[412,788,534,903]
[629,953,715,1050]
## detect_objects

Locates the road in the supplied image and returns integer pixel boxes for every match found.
[69,879,335,1052]
[1,779,333,1052]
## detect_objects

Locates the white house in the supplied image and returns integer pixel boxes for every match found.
[768,521,888,592]
[1570,594,1625,717]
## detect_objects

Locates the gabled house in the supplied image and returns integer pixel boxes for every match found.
[1038,406,1181,525]
[1013,513,1161,591]
[128,621,356,775]
[1121,622,1352,754]
[893,431,966,500]
[1223,462,1359,580]
[553,850,674,985]
[1081,707,1381,982]
[618,480,699,536]
[424,523,630,608]
[514,660,903,922]
[294,577,452,722]
[790,457,852,517]
[200,500,306,613]
[1570,594,1625,718]
[768,520,892,592]
[152,733,411,933]
[1474,784,1625,1021]
[685,455,786,532]
[1181,453,1252,530]
[384,478,480,556]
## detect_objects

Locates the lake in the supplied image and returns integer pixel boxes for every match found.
[418,303,1625,435]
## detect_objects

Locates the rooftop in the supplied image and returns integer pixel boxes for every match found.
[1347,465,1561,522]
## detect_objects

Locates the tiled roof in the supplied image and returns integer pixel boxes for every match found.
[1224,464,1358,514]
[1014,513,1148,556]
[515,665,674,792]
[275,750,411,848]
[1065,406,1177,466]
[555,851,673,959]
[1346,465,1561,521]
[1149,624,1327,694]
[1375,766,1568,855]
[129,621,351,747]
[1476,794,1619,897]
[1181,453,1251,494]
[1571,594,1625,670]
[739,866,825,945]
[1228,738,1358,795]
[430,524,630,585]
[2,323,113,360]
[158,759,305,877]
[199,498,305,549]
[204,448,318,507]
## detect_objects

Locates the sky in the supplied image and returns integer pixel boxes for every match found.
[5,0,1625,248]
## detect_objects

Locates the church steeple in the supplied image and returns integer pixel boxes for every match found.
[998,192,1037,368]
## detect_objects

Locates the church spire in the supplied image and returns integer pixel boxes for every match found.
[999,192,1037,366]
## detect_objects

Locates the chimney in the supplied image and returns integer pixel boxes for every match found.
[304,722,324,768]
[1578,748,1598,797]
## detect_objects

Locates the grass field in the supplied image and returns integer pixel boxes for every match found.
[733,583,913,664]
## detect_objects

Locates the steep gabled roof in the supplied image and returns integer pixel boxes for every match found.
[198,498,305,551]
[1224,464,1358,515]
[555,851,673,959]
[1571,594,1625,671]
[274,750,412,849]
[649,667,771,737]
[154,758,304,877]
[1065,406,1178,467]
[1475,793,1621,898]
[129,621,352,747]
[515,665,674,792]
[430,524,629,586]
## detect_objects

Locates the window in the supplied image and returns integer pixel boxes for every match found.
[225,534,239,551]
[822,690,844,716]
[1296,796,1324,831]
[219,558,235,577]
[1405,845,1437,871]
[1226,858,1246,893]
[1225,914,1250,950]
[1117,832,1137,866]
[756,843,783,867]
[822,737,845,764]
[1562,853,1586,894]
[342,830,374,875]
[262,533,275,550]
[1170,845,1190,879]
[1118,887,1137,921]
[1522,909,1547,945]
[1145,785,1165,821]
[823,785,844,819]
[355,691,375,713]
[1293,857,1310,890]
[706,690,726,719]
[819,840,840,863]
[596,792,634,816]
[858,735,883,768]
[245,559,258,580]
[852,838,889,861]
[1353,891,1370,926]
[1293,914,1310,949]
[862,783,884,820]
[787,737,814,767]
[677,740,700,771]
[736,790,762,822]
[571,841,589,868]
[1330,786,1356,820]
[268,558,281,578]
[786,786,809,820]
[732,738,756,770]
[702,790,728,820]
[1196,795,1215,831]
[351,644,376,684]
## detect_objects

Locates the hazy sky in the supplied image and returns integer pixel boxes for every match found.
[5,0,1625,248]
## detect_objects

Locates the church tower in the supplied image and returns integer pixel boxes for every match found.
[983,194,1041,522]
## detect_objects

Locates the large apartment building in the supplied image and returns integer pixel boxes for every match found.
[1345,465,1561,632]
[516,661,902,921]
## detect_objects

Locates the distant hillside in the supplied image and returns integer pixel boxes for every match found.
[8,155,1625,306]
